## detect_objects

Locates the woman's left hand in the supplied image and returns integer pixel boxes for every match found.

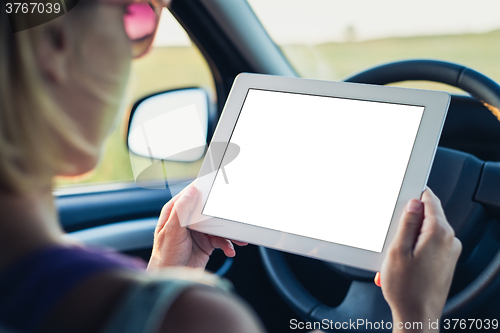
[147,184,248,270]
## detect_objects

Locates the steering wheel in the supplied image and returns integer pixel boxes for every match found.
[259,60,500,332]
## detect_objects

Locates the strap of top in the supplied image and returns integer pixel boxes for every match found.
[102,269,232,333]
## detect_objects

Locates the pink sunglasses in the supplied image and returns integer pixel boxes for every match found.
[122,3,162,58]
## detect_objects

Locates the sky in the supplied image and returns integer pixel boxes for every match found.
[154,0,500,46]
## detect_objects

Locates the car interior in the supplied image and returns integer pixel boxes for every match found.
[58,0,500,332]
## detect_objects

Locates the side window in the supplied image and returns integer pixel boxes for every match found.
[248,0,500,94]
[56,9,214,188]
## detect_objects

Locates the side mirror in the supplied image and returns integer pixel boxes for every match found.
[127,88,210,162]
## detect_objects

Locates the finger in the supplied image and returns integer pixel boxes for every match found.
[452,237,462,259]
[157,182,198,231]
[231,240,248,247]
[422,188,446,220]
[420,188,455,238]
[156,190,183,232]
[392,199,424,254]
[190,230,215,257]
[210,236,236,257]
[171,185,199,228]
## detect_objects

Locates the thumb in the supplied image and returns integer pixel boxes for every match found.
[392,199,424,254]
[172,185,199,227]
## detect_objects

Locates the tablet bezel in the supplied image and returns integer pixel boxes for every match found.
[188,73,450,272]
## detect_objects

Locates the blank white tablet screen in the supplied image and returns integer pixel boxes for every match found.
[203,89,424,253]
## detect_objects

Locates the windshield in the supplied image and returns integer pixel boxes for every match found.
[247,0,500,93]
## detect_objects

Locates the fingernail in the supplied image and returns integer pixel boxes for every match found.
[229,242,234,250]
[184,185,198,198]
[374,272,381,287]
[407,199,422,213]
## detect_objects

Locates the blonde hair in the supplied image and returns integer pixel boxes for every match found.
[0,3,91,194]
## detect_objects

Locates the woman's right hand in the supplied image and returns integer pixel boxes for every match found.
[147,184,247,271]
[378,188,462,332]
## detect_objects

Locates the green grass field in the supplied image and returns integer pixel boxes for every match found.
[283,29,500,92]
[55,30,500,188]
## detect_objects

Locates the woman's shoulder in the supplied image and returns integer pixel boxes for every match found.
[40,259,235,333]
[41,268,138,333]
[101,268,233,333]
[0,244,233,333]
[0,247,256,333]
[0,244,147,332]
[43,266,261,333]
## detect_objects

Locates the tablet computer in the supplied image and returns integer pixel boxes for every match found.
[185,73,450,272]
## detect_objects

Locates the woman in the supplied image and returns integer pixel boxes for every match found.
[0,1,461,332]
